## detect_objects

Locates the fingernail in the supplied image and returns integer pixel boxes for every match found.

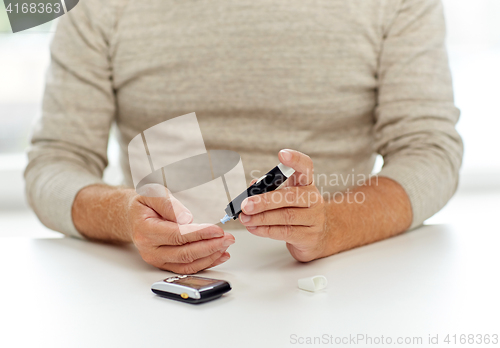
[219,254,230,262]
[242,199,254,213]
[223,239,235,247]
[247,226,257,231]
[240,214,251,223]
[280,150,292,162]
[211,231,224,238]
[177,211,192,224]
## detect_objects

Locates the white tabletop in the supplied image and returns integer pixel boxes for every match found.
[1,223,499,348]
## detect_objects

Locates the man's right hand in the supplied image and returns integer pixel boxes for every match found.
[72,184,234,274]
[129,185,234,273]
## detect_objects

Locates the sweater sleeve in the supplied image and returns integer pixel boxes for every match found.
[375,0,463,229]
[24,1,115,238]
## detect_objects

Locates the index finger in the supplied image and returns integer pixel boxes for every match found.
[145,219,225,246]
[240,185,318,215]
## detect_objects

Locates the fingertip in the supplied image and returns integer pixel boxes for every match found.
[207,252,230,269]
[246,226,257,232]
[211,225,225,238]
[239,213,250,224]
[241,197,248,212]
[241,198,254,214]
[219,252,230,262]
[279,149,293,163]
[223,232,235,242]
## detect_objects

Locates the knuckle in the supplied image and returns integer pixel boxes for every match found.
[179,264,198,275]
[283,189,296,204]
[282,225,293,240]
[308,191,322,206]
[282,208,295,225]
[274,190,285,205]
[260,194,271,210]
[170,231,184,246]
[163,263,179,273]
[178,249,195,264]
[293,186,302,198]
[262,225,271,237]
[254,212,265,225]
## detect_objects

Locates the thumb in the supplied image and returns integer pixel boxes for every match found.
[136,184,193,224]
[278,149,314,187]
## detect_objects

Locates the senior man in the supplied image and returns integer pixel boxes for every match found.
[25,0,462,274]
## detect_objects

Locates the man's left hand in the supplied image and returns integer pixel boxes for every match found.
[239,149,331,262]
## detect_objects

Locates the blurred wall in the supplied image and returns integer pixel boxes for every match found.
[0,0,499,214]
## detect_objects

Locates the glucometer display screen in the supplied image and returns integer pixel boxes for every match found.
[173,277,220,289]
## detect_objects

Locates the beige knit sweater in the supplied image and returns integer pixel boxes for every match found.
[25,0,463,238]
